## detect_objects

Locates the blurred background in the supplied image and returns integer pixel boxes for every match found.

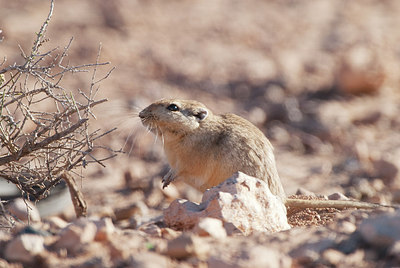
[1,0,399,220]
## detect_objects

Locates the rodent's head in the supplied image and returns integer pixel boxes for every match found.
[139,99,211,138]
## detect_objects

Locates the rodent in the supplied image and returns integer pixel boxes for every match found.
[139,99,393,210]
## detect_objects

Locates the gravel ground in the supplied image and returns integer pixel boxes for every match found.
[1,0,400,267]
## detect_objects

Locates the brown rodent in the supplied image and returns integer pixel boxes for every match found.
[139,99,392,210]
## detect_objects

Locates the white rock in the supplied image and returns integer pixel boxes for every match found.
[164,172,290,235]
[193,217,227,239]
[4,234,45,263]
[6,198,41,223]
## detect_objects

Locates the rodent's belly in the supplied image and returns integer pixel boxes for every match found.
[179,164,234,192]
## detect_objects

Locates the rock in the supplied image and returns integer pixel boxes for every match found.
[114,201,149,221]
[165,233,209,260]
[355,179,376,198]
[359,210,400,248]
[328,192,349,201]
[336,46,385,95]
[4,234,45,263]
[138,224,162,237]
[94,217,116,242]
[164,172,290,235]
[161,228,180,240]
[129,252,171,268]
[392,190,400,204]
[371,159,398,183]
[193,217,227,239]
[209,245,291,268]
[6,198,41,223]
[295,187,317,197]
[54,218,97,252]
[248,107,267,125]
[46,216,68,231]
[242,246,291,268]
[322,249,345,266]
[388,241,400,261]
[336,221,357,234]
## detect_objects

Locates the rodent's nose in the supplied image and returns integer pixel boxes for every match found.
[139,111,145,118]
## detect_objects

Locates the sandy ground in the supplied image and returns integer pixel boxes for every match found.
[1,0,400,267]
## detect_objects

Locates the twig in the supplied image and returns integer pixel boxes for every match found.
[60,171,87,217]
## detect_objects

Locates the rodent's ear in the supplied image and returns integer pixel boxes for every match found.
[194,109,208,121]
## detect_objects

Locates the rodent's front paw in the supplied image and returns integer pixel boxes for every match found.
[162,169,175,188]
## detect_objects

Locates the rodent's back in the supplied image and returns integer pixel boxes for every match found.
[198,113,286,198]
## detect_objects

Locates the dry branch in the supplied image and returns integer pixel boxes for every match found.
[0,0,117,205]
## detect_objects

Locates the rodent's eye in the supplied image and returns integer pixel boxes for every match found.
[166,104,179,112]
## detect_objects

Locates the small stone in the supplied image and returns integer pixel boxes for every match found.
[295,188,317,197]
[359,210,400,248]
[388,241,400,261]
[336,46,384,95]
[392,190,400,203]
[372,159,398,182]
[129,252,171,267]
[165,233,209,260]
[138,224,162,237]
[161,228,180,240]
[322,249,345,266]
[328,192,349,201]
[4,234,45,263]
[193,217,227,239]
[355,179,376,198]
[54,218,97,251]
[241,245,292,268]
[46,216,68,231]
[336,221,357,234]
[94,217,116,242]
[345,250,366,266]
[6,198,41,223]
[248,107,267,125]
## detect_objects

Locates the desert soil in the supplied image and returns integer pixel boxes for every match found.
[1,0,400,267]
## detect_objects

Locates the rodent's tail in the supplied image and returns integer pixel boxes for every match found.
[284,198,397,210]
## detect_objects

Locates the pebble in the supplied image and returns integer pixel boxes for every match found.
[193,217,227,239]
[4,234,45,263]
[54,218,97,252]
[322,249,345,266]
[166,233,209,260]
[359,210,400,248]
[328,192,349,201]
[6,198,41,223]
[94,217,116,242]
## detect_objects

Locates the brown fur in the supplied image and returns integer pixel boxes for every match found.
[139,99,285,199]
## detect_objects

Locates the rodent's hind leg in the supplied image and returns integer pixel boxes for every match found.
[162,168,176,188]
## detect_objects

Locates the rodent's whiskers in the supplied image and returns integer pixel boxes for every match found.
[121,125,136,154]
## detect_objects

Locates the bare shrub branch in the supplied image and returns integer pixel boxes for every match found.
[0,0,117,204]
